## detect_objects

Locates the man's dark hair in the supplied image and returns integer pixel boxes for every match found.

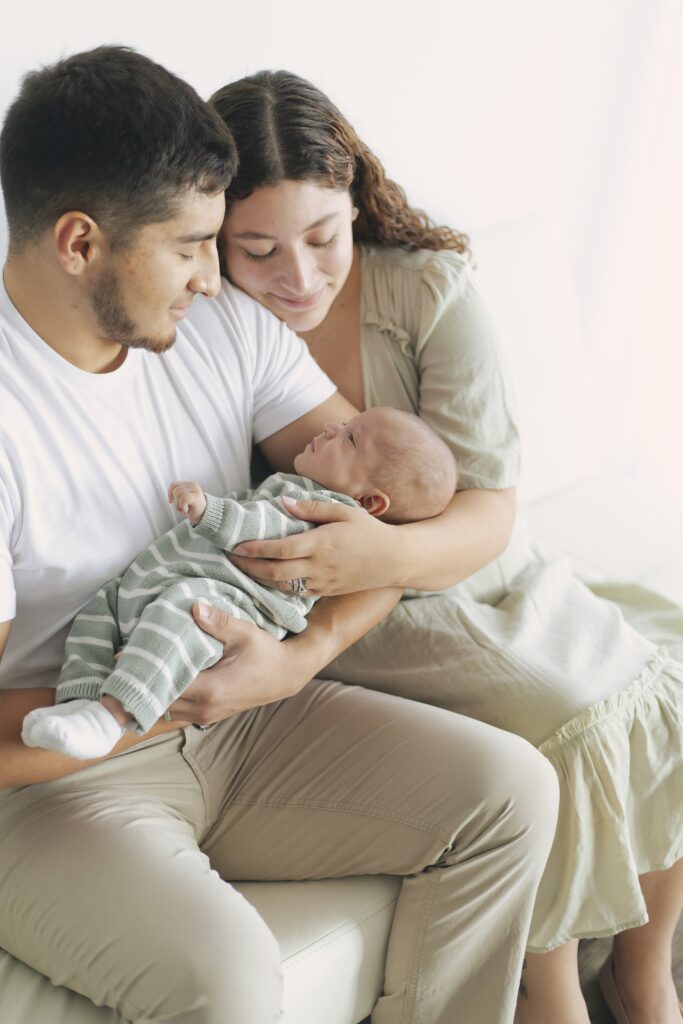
[0,46,238,251]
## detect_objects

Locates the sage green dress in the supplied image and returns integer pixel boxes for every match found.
[321,243,683,952]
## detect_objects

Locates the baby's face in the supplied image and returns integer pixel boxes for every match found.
[293,408,392,496]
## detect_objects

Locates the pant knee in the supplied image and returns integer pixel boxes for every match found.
[492,732,560,860]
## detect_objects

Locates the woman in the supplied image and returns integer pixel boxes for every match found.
[210,72,683,1024]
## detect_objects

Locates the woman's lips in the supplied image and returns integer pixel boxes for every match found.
[271,287,325,310]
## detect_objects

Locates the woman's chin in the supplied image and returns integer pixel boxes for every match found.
[284,308,328,333]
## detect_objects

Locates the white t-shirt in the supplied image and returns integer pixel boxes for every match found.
[0,277,335,689]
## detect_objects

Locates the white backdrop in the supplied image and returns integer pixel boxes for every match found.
[1,0,681,492]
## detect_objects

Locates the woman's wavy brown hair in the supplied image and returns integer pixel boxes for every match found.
[209,70,470,255]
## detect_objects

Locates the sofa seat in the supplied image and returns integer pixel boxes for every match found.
[0,876,400,1024]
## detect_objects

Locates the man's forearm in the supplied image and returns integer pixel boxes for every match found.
[284,586,402,688]
[0,688,181,789]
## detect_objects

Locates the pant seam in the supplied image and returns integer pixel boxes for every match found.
[230,794,454,847]
[403,871,439,1022]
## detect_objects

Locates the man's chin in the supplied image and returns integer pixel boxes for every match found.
[125,330,177,354]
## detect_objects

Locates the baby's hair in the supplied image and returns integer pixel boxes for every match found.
[369,409,458,524]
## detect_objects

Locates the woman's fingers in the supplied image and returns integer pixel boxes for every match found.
[232,531,316,561]
[228,554,312,585]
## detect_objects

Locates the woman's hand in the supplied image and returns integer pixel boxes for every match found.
[164,602,309,726]
[228,499,402,597]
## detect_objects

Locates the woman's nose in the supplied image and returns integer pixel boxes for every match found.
[280,248,316,294]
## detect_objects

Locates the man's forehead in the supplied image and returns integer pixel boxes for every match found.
[156,189,226,240]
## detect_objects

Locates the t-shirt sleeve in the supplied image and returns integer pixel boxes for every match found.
[0,472,16,621]
[415,253,521,490]
[245,297,337,444]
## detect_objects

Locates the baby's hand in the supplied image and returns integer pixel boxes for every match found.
[168,481,207,526]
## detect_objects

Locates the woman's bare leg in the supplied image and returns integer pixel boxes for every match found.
[514,940,590,1024]
[611,859,683,1023]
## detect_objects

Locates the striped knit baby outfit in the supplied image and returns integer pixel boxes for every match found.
[55,474,358,733]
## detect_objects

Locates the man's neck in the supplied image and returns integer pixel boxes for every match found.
[3,255,126,374]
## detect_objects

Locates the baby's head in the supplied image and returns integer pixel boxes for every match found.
[293,407,457,524]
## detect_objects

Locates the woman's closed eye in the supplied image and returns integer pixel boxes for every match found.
[309,234,338,249]
[241,235,338,263]
[243,248,275,263]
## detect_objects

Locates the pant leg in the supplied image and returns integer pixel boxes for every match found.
[190,681,560,1024]
[55,577,122,702]
[0,731,282,1024]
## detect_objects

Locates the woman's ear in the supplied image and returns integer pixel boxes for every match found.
[352,206,359,221]
[358,491,390,518]
[53,212,105,275]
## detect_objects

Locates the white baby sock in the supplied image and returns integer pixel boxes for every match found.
[21,699,125,759]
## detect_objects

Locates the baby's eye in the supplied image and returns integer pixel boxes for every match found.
[347,431,356,447]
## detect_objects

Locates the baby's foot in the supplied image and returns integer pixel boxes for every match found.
[21,699,124,759]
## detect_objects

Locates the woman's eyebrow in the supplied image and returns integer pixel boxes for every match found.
[233,212,338,240]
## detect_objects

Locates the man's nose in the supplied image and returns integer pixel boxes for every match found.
[189,245,221,298]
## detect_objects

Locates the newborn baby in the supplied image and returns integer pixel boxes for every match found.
[22,407,457,758]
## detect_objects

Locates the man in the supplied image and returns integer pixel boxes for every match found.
[0,46,558,1024]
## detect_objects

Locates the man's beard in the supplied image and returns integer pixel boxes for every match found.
[90,268,177,354]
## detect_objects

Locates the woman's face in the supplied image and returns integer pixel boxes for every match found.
[221,179,356,333]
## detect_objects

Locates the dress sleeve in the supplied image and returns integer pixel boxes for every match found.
[415,252,521,491]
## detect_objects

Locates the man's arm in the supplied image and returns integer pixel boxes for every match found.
[259,391,359,472]
[0,621,184,790]
[165,587,402,726]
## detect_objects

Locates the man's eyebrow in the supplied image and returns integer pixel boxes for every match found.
[233,212,338,241]
[174,231,217,244]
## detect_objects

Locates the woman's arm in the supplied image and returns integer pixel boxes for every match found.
[231,254,521,596]
[228,485,515,595]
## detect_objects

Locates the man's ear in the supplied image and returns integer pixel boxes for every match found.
[53,212,106,275]
[358,491,390,518]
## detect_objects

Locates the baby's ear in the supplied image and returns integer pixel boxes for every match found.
[359,492,390,518]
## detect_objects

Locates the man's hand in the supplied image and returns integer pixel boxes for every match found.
[164,602,305,726]
[168,481,207,526]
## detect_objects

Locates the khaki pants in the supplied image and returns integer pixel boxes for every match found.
[0,681,558,1023]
